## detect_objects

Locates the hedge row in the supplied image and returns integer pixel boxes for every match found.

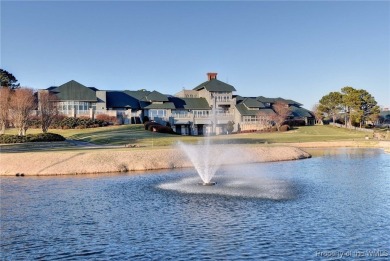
[238,124,290,133]
[28,116,112,129]
[0,133,66,144]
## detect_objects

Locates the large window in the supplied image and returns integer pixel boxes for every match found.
[172,110,189,118]
[58,101,94,114]
[149,109,167,118]
[193,110,210,118]
[243,116,258,122]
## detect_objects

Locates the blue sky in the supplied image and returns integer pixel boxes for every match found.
[1,1,389,109]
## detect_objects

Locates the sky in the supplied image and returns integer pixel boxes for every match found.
[1,1,389,110]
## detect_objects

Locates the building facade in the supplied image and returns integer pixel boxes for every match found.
[42,73,315,135]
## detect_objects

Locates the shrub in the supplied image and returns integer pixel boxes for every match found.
[279,125,290,132]
[48,116,110,129]
[143,121,175,134]
[0,134,26,143]
[153,125,175,134]
[0,133,65,144]
[270,126,278,132]
[28,116,42,129]
[96,114,117,124]
[26,133,66,142]
[284,119,306,127]
[144,121,160,130]
[226,121,234,134]
[148,124,161,132]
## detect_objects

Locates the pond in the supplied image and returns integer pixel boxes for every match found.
[1,148,389,260]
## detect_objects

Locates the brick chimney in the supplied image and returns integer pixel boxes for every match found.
[207,72,217,81]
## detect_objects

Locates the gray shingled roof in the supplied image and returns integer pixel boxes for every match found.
[241,97,265,108]
[256,96,276,103]
[49,80,97,101]
[236,103,259,116]
[144,90,169,102]
[275,98,302,106]
[257,108,277,116]
[234,95,245,103]
[256,96,302,106]
[169,97,210,110]
[193,79,236,92]
[236,103,275,116]
[106,91,141,109]
[124,90,151,100]
[143,102,176,109]
[289,106,314,118]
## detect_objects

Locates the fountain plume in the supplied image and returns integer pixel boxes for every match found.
[178,139,235,184]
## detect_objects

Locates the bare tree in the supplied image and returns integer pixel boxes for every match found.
[38,91,59,133]
[0,87,11,134]
[271,102,291,131]
[312,104,324,125]
[9,88,36,136]
[256,111,274,130]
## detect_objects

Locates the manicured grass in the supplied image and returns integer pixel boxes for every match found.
[3,124,369,147]
[232,125,368,144]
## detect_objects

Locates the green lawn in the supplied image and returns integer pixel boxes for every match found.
[3,124,369,147]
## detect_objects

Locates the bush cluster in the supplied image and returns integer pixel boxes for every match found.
[95,114,118,124]
[25,115,116,130]
[238,130,258,133]
[279,125,290,132]
[0,133,66,144]
[143,120,176,134]
[283,120,306,127]
[51,116,110,129]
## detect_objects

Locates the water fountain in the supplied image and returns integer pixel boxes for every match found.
[178,139,224,186]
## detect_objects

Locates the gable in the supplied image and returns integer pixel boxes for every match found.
[144,90,169,102]
[51,80,97,101]
[193,79,236,92]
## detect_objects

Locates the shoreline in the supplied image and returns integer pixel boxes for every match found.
[1,145,310,176]
[1,140,389,176]
[279,140,390,149]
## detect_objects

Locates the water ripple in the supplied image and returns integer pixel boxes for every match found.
[1,149,389,260]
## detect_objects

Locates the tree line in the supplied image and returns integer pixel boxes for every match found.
[0,69,59,135]
[314,86,380,128]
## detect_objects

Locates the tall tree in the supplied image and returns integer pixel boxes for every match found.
[311,104,324,125]
[0,69,20,89]
[318,91,343,123]
[9,88,36,136]
[38,91,59,133]
[341,86,380,127]
[0,87,11,134]
[270,101,291,131]
[341,86,359,127]
[357,89,380,127]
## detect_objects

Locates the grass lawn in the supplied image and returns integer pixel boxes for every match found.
[3,124,369,147]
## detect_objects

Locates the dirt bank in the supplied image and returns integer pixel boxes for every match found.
[0,145,310,176]
[279,140,390,149]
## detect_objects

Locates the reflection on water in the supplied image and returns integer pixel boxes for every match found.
[1,149,389,260]
[159,168,297,200]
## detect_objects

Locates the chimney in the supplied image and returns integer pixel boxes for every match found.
[207,72,217,81]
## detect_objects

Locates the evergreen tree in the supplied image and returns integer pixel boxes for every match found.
[0,69,20,89]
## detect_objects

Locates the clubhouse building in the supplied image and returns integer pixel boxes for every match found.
[42,73,315,135]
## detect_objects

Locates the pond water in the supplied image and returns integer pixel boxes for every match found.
[1,148,389,260]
